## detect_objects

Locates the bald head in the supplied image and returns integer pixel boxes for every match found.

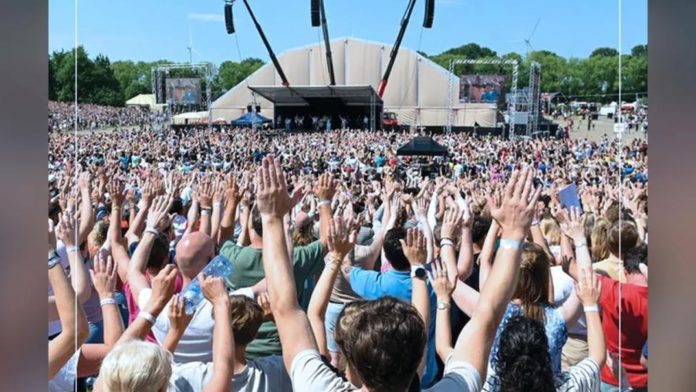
[175,232,214,279]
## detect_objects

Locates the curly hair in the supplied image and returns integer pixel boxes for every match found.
[494,315,556,392]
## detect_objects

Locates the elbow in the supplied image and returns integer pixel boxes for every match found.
[76,288,92,305]
[592,349,607,368]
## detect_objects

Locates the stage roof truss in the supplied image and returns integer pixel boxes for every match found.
[247,85,383,107]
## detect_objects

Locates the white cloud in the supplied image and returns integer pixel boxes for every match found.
[188,13,225,22]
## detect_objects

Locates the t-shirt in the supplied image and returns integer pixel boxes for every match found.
[597,276,648,388]
[289,349,481,391]
[348,268,438,388]
[138,287,214,364]
[219,240,325,359]
[168,355,292,392]
[123,274,184,343]
[329,245,373,304]
[483,357,600,392]
[48,348,80,392]
[593,258,626,283]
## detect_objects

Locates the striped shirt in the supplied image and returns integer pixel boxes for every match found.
[483,357,600,392]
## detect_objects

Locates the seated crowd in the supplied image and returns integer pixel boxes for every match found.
[48,126,648,392]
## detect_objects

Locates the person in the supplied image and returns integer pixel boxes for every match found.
[255,156,541,391]
[592,221,640,283]
[218,172,334,359]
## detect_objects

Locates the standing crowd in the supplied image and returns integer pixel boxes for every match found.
[48,124,648,392]
[48,101,165,133]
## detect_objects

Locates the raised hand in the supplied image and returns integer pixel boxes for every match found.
[560,206,585,242]
[199,274,230,306]
[56,212,77,247]
[327,216,356,258]
[169,294,194,332]
[257,292,274,321]
[256,155,292,218]
[430,258,455,300]
[48,219,57,251]
[150,264,179,309]
[485,168,541,239]
[399,228,427,266]
[91,252,118,299]
[107,178,125,207]
[441,206,462,242]
[146,195,174,232]
[574,267,601,306]
[213,180,226,204]
[198,179,214,209]
[78,171,92,193]
[314,172,338,201]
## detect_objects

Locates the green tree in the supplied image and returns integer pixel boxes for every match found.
[590,47,619,58]
[216,58,264,90]
[631,44,647,58]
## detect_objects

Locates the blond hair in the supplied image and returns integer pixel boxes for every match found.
[97,340,172,392]
[590,219,611,262]
[539,217,561,246]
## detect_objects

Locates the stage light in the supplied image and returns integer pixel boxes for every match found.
[225,3,235,34]
[311,0,321,27]
[423,0,434,28]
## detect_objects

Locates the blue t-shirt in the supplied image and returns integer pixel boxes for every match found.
[349,268,438,388]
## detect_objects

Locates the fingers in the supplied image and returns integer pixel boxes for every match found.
[520,169,534,202]
[504,170,520,199]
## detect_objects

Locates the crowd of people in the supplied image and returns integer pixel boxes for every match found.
[48,123,648,392]
[48,101,164,133]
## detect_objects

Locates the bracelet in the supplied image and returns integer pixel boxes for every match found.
[201,209,211,216]
[583,305,599,313]
[440,239,455,248]
[531,220,540,226]
[48,255,62,270]
[66,245,80,253]
[213,202,222,208]
[575,241,588,248]
[318,200,332,207]
[498,239,522,250]
[100,298,118,306]
[200,207,212,211]
[138,311,156,324]
[145,227,159,236]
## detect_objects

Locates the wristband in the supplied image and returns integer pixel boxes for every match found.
[583,305,599,313]
[575,241,588,248]
[145,227,159,236]
[200,207,212,211]
[318,200,331,207]
[138,311,156,324]
[440,239,455,248]
[48,255,62,270]
[100,298,118,306]
[437,300,451,310]
[201,209,211,216]
[498,239,522,250]
[213,202,222,208]
[66,245,80,253]
[531,220,540,226]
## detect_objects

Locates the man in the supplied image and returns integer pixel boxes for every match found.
[218,173,335,359]
[256,155,541,392]
[128,195,217,363]
[169,295,292,392]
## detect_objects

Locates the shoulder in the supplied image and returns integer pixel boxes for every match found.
[290,350,357,392]
[426,356,482,392]
[556,358,600,391]
[219,240,242,258]
[169,362,213,392]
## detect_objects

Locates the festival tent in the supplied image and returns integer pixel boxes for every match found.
[210,37,497,127]
[126,94,156,108]
[230,112,273,126]
[171,111,208,125]
[396,136,449,156]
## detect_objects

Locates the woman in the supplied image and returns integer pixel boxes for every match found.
[484,267,605,391]
[452,242,583,378]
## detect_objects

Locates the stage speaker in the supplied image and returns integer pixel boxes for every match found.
[255,105,261,113]
[224,4,235,34]
[247,105,252,113]
[423,0,434,28]
[311,0,321,27]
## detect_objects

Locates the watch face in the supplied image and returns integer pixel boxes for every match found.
[415,267,426,278]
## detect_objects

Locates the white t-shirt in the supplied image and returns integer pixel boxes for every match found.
[289,349,481,392]
[550,266,587,336]
[138,288,214,364]
[168,355,291,392]
[48,349,80,392]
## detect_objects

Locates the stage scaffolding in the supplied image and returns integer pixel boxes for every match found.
[151,62,214,131]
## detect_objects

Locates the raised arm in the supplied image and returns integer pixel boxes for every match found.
[457,205,475,280]
[162,295,194,353]
[440,206,463,281]
[477,217,499,289]
[125,181,153,245]
[401,227,429,376]
[56,213,91,305]
[211,181,225,243]
[451,169,541,380]
[48,221,89,379]
[307,217,354,357]
[127,195,173,300]
[107,179,131,283]
[200,275,235,392]
[256,155,318,371]
[431,259,456,362]
[77,253,126,377]
[217,176,241,247]
[575,267,606,367]
[198,180,213,236]
[413,197,434,264]
[77,172,95,245]
[314,173,337,256]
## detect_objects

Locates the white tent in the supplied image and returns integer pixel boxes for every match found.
[210,37,496,127]
[171,111,208,125]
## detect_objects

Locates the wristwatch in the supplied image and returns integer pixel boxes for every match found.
[48,251,61,270]
[437,301,451,310]
[410,265,427,280]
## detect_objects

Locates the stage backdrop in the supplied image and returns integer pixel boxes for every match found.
[459,74,506,104]
[166,78,201,105]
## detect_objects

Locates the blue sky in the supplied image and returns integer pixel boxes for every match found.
[50,0,647,64]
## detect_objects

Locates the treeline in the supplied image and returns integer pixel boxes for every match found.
[49,43,646,107]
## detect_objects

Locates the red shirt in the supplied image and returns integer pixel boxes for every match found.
[123,273,184,343]
[598,275,648,388]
